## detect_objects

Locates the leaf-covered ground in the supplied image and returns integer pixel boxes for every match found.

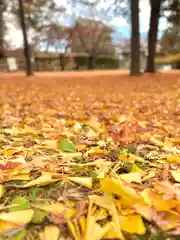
[0,72,179,240]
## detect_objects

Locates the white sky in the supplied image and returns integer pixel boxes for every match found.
[5,0,167,48]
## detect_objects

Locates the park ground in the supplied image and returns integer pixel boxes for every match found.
[0,70,179,240]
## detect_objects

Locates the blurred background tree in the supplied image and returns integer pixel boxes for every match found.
[0,0,6,58]
[0,0,179,75]
[130,0,140,75]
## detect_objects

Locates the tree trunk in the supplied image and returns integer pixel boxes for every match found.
[18,0,33,76]
[145,0,162,73]
[0,0,4,58]
[59,53,65,71]
[87,55,95,70]
[130,0,141,76]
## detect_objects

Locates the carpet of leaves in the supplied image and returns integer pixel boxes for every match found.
[0,72,179,240]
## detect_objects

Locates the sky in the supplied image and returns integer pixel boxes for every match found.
[5,0,168,48]
[112,0,167,38]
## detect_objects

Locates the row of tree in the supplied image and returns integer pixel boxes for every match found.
[0,0,179,76]
[131,0,180,75]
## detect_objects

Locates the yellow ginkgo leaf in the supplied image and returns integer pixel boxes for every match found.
[84,198,123,240]
[119,214,146,235]
[11,173,31,181]
[17,172,58,188]
[0,185,4,198]
[77,144,86,151]
[94,159,111,178]
[85,216,113,240]
[0,220,18,233]
[87,197,124,240]
[89,195,114,210]
[79,216,87,237]
[67,177,92,189]
[20,125,37,135]
[67,220,81,240]
[171,170,180,182]
[131,163,144,173]
[141,188,178,211]
[8,156,26,164]
[4,127,18,136]
[60,152,82,158]
[170,138,180,144]
[97,140,106,148]
[73,122,82,131]
[119,153,144,163]
[40,225,60,240]
[118,115,127,123]
[85,147,104,156]
[0,209,34,225]
[100,178,143,205]
[142,170,156,182]
[67,119,76,125]
[111,203,124,240]
[120,172,142,183]
[33,203,76,219]
[149,137,164,147]
[87,119,101,132]
[134,203,154,221]
[5,149,17,157]
[86,129,98,138]
[165,155,180,163]
[42,140,58,149]
[121,208,136,216]
[103,222,123,239]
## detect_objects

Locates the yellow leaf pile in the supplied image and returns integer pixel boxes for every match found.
[0,72,179,239]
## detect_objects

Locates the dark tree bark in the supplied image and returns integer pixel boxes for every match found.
[130,0,141,76]
[18,0,33,76]
[146,0,162,73]
[59,53,65,71]
[0,0,5,58]
[87,55,95,69]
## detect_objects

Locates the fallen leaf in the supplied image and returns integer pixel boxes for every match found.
[16,172,59,188]
[141,188,178,211]
[0,221,19,234]
[10,173,31,181]
[67,177,92,189]
[8,229,26,240]
[165,155,180,163]
[86,194,124,240]
[31,209,48,224]
[67,220,81,240]
[33,203,76,219]
[89,195,114,210]
[119,214,146,235]
[59,139,77,153]
[133,203,155,221]
[42,140,58,149]
[120,172,142,183]
[10,197,29,212]
[131,163,144,173]
[119,153,144,163]
[149,137,164,147]
[85,147,104,156]
[103,222,123,239]
[171,170,180,182]
[85,216,115,240]
[0,185,4,198]
[0,209,34,225]
[100,178,143,205]
[40,225,60,240]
